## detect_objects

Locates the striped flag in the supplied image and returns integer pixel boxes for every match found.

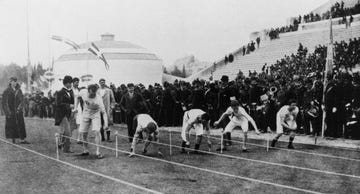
[51,35,80,50]
[88,42,110,70]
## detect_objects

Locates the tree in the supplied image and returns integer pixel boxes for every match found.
[163,66,168,74]
[171,66,184,77]
[0,62,47,93]
[182,65,186,77]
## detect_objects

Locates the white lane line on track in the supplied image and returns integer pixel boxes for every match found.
[62,134,324,194]
[0,137,163,194]
[113,132,360,180]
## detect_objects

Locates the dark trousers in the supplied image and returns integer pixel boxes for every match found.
[206,105,218,127]
[325,110,340,138]
[172,103,183,126]
[100,113,106,141]
[304,114,321,136]
[127,112,136,142]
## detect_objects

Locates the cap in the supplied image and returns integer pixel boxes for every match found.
[260,94,269,101]
[221,75,229,83]
[9,77,17,82]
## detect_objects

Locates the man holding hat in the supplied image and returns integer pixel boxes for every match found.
[214,99,260,152]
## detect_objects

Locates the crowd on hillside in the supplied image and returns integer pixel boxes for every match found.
[223,38,260,65]
[265,1,360,40]
[1,38,360,140]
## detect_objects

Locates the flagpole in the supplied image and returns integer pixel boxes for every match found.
[86,32,89,84]
[26,0,31,93]
[321,14,334,138]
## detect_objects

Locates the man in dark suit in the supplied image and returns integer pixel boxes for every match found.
[120,83,148,142]
[55,75,74,153]
[324,77,340,138]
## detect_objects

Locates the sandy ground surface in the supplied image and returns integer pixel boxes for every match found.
[0,117,359,194]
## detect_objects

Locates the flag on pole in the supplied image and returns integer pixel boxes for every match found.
[51,35,80,50]
[325,17,334,75]
[321,15,334,137]
[88,42,110,70]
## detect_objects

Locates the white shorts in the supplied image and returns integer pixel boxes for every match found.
[224,120,248,133]
[79,116,101,133]
[181,123,204,142]
[75,112,82,125]
[276,125,297,134]
[276,120,297,134]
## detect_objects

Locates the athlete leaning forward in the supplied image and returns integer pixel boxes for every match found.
[129,114,163,157]
[181,109,211,154]
[271,99,299,149]
[214,99,260,152]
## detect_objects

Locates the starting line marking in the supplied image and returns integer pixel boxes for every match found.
[0,137,163,194]
[63,134,323,194]
[114,133,360,180]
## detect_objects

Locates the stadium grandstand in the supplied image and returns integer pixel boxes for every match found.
[188,0,360,81]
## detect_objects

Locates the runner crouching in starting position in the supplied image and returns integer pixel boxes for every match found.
[271,99,299,149]
[181,109,211,154]
[129,114,163,157]
[214,99,260,152]
[75,84,107,159]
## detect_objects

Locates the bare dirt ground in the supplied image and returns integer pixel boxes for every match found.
[0,117,359,194]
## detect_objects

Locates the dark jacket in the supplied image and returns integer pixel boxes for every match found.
[54,88,74,126]
[120,92,148,115]
[2,85,26,139]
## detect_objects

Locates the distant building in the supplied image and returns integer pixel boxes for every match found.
[52,33,163,89]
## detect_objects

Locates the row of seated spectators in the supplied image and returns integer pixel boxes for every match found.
[265,1,360,40]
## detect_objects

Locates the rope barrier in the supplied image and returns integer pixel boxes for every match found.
[59,134,323,194]
[162,129,360,162]
[206,132,360,162]
[74,133,360,180]
[21,117,360,152]
[0,137,163,194]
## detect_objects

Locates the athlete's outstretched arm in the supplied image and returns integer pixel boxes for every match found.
[214,112,230,126]
[242,109,260,134]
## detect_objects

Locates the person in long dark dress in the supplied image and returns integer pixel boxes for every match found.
[2,77,29,144]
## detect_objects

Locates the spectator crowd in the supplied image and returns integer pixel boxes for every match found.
[2,37,360,140]
[265,1,360,40]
